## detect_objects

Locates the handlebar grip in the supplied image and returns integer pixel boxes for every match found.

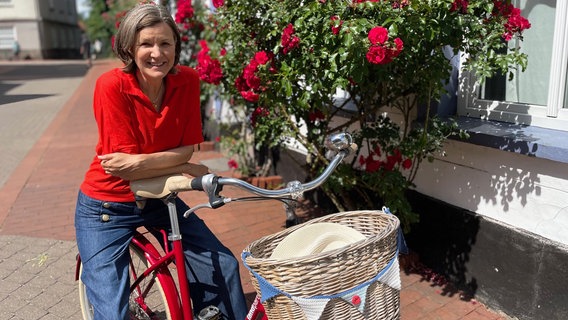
[349,143,358,153]
[190,176,204,191]
[130,174,193,199]
[167,175,194,192]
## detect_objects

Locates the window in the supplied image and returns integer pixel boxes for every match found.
[0,26,15,50]
[458,0,568,131]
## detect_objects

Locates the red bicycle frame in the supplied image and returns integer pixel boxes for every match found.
[129,225,268,320]
[76,198,268,320]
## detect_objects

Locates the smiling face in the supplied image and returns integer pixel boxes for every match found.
[134,22,176,84]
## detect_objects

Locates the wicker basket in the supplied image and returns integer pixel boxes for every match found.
[242,210,401,320]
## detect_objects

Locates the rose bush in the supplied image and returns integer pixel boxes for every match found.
[177,0,530,229]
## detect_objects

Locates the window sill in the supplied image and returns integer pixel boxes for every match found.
[450,117,568,164]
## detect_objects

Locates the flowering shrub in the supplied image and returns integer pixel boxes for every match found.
[180,0,530,229]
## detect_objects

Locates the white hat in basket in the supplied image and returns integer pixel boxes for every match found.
[270,222,367,259]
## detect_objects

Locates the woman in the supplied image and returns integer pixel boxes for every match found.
[75,4,247,319]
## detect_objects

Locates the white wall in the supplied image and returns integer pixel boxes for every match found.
[414,140,568,246]
[0,0,37,20]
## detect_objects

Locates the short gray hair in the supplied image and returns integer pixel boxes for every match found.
[113,3,181,74]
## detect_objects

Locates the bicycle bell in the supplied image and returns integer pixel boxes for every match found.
[325,132,353,152]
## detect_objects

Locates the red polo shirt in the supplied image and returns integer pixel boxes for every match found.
[80,65,204,202]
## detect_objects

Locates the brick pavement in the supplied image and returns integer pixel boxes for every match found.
[0,59,512,319]
[0,63,85,188]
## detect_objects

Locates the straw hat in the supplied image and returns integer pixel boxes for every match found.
[270,222,366,259]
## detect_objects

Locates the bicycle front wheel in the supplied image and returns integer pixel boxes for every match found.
[78,243,177,320]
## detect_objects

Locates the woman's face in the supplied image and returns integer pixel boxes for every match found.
[134,22,176,83]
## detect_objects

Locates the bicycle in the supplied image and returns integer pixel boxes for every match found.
[75,132,357,320]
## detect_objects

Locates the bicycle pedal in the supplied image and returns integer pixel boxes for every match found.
[197,305,221,320]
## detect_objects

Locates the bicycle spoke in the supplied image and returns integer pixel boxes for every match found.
[128,246,171,320]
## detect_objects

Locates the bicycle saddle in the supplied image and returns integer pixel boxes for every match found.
[130,174,192,199]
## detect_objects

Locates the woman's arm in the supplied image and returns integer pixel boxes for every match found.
[98,145,209,180]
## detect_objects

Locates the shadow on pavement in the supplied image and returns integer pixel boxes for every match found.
[0,63,89,81]
[0,63,88,106]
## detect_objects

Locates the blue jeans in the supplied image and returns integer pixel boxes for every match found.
[75,191,247,320]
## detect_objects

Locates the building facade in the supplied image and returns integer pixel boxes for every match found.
[0,0,81,60]
[409,2,568,319]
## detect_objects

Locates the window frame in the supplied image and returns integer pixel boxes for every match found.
[458,1,568,132]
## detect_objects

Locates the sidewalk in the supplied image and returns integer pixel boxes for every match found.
[0,59,511,319]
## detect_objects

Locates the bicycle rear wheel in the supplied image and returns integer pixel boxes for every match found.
[78,242,177,320]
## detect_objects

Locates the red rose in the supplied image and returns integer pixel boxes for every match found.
[330,16,343,35]
[251,107,269,127]
[365,158,381,173]
[281,24,300,54]
[254,51,270,65]
[450,0,468,14]
[402,158,412,170]
[228,159,238,169]
[212,0,224,8]
[175,0,194,23]
[196,54,223,85]
[393,38,404,55]
[235,76,249,92]
[366,46,387,64]
[241,90,259,102]
[245,75,261,91]
[368,27,389,45]
[308,110,325,122]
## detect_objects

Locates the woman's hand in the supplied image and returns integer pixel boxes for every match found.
[187,162,210,177]
[98,153,141,178]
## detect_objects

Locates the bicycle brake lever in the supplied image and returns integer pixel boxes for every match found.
[183,203,212,217]
[182,198,232,218]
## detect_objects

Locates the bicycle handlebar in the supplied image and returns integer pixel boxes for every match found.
[215,144,350,198]
[130,133,357,217]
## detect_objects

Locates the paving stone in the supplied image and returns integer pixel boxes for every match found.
[10,304,48,319]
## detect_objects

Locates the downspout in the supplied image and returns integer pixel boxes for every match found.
[34,0,47,59]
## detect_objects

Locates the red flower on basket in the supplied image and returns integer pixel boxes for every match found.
[351,294,361,306]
